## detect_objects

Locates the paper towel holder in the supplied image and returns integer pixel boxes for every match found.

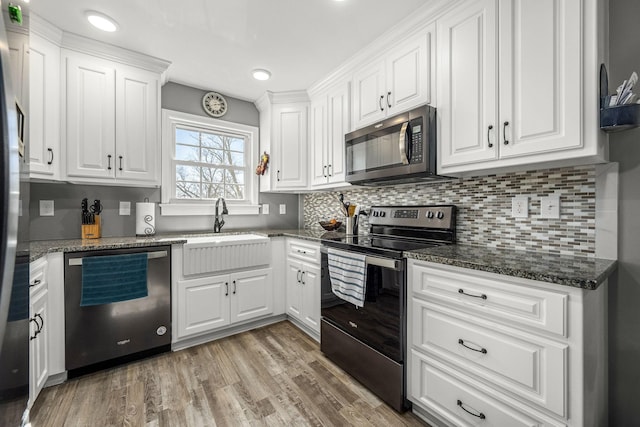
[136,199,156,236]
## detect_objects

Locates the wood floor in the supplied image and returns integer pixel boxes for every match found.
[30,321,429,427]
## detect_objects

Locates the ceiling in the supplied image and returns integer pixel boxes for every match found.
[31,0,428,101]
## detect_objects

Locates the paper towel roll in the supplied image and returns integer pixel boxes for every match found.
[136,202,156,236]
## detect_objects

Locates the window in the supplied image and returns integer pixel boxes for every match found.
[161,109,259,216]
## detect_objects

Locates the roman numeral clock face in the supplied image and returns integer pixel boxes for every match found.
[202,92,228,117]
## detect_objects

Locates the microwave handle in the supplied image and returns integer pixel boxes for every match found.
[398,121,410,165]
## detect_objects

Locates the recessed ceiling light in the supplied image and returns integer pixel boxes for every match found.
[252,69,271,81]
[86,11,119,32]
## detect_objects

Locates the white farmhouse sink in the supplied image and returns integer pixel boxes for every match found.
[184,233,268,246]
[182,233,270,276]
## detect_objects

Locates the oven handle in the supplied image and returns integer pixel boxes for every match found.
[321,247,402,271]
[68,250,168,266]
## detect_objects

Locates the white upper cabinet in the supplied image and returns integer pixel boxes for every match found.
[352,28,433,130]
[437,0,498,167]
[30,32,61,179]
[115,65,159,183]
[438,0,605,174]
[64,52,116,180]
[309,80,350,188]
[64,49,161,186]
[255,91,309,192]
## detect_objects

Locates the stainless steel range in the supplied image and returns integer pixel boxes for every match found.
[320,205,456,411]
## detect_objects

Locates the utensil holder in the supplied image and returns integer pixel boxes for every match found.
[81,215,101,239]
[345,216,355,235]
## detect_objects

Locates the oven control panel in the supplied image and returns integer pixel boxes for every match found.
[369,205,455,229]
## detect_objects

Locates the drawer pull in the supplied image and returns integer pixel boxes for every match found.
[29,279,42,287]
[457,399,486,420]
[458,288,487,300]
[458,338,487,354]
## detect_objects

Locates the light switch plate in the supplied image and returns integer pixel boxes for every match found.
[119,201,131,215]
[540,195,560,219]
[39,200,54,216]
[511,196,528,218]
[262,204,270,215]
[279,204,286,215]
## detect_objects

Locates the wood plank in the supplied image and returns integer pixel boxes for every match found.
[29,320,429,427]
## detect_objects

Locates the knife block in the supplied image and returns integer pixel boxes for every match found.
[81,215,101,239]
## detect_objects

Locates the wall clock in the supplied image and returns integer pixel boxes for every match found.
[202,92,228,117]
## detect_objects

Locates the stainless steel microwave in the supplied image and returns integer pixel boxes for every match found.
[345,104,438,185]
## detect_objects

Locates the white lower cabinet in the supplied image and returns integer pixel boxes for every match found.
[176,268,273,340]
[285,239,321,338]
[408,260,607,427]
[29,258,49,407]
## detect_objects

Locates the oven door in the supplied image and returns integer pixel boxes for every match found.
[320,248,406,363]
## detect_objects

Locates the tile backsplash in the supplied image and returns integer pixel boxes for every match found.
[304,165,596,256]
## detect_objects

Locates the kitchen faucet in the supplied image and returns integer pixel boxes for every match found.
[213,197,228,233]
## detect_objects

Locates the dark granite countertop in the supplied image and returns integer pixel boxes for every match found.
[29,230,616,290]
[404,244,617,290]
[28,229,338,262]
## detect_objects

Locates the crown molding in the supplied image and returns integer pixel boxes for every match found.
[31,13,63,45]
[307,0,460,97]
[61,32,171,74]
[254,90,309,110]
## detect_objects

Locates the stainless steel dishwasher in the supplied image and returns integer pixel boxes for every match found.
[64,246,171,375]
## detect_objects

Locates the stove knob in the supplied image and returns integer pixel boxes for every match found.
[436,211,445,220]
[380,211,386,217]
[427,211,434,219]
[372,211,378,217]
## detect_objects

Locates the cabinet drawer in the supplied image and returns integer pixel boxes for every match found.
[410,351,566,427]
[411,262,568,337]
[30,257,48,295]
[286,239,320,264]
[413,299,567,416]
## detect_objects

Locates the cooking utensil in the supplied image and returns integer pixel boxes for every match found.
[348,204,356,217]
[338,193,349,216]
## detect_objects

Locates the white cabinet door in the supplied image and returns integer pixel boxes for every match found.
[386,29,432,113]
[438,0,499,168]
[327,82,350,184]
[230,268,273,323]
[115,65,159,184]
[310,97,328,186]
[176,275,230,339]
[64,52,116,179]
[6,31,28,107]
[29,33,61,179]
[273,104,308,190]
[301,262,321,333]
[352,59,386,129]
[29,288,49,407]
[498,0,582,158]
[285,258,304,319]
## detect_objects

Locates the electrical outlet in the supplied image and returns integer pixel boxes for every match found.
[540,195,560,219]
[119,201,131,215]
[511,196,528,218]
[262,204,270,215]
[279,204,286,215]
[39,200,54,216]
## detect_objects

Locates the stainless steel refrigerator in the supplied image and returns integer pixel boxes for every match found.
[0,3,30,426]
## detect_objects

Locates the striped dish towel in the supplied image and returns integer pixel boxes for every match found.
[327,247,367,307]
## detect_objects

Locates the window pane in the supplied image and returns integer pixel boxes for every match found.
[228,138,244,152]
[202,183,224,199]
[229,151,244,166]
[202,168,224,184]
[201,133,223,150]
[225,185,244,200]
[225,170,244,185]
[176,128,199,146]
[201,148,224,164]
[176,182,201,199]
[176,144,200,162]
[176,164,201,181]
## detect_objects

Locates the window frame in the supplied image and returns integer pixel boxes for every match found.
[160,109,259,216]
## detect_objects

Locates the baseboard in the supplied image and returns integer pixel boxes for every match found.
[172,314,287,351]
